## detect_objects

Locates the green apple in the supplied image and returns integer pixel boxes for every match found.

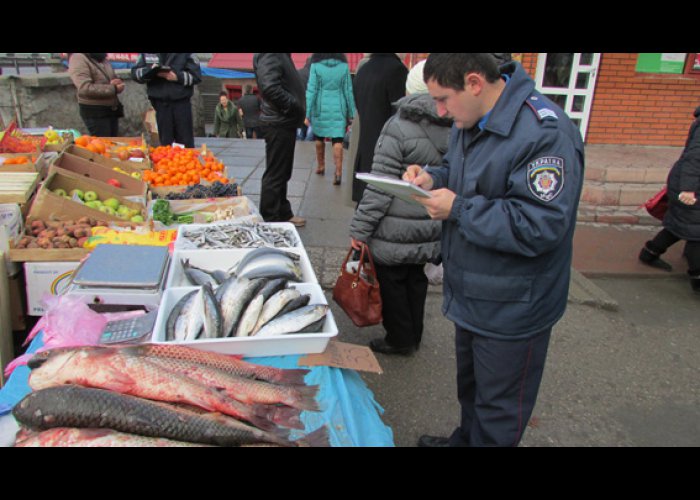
[53,188,67,197]
[130,171,142,180]
[99,206,116,216]
[103,198,121,211]
[130,215,144,223]
[85,200,99,209]
[70,189,84,201]
[83,191,98,202]
[117,205,131,216]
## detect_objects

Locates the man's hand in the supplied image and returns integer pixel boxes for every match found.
[679,191,698,205]
[351,238,364,250]
[157,70,178,82]
[403,164,434,191]
[413,188,457,220]
[111,78,125,94]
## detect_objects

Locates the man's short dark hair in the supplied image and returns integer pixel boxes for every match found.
[423,53,501,90]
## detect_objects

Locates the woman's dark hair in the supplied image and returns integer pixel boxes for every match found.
[310,53,347,64]
[423,53,501,90]
[219,91,228,97]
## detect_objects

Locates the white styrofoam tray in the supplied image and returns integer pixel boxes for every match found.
[151,282,337,357]
[174,221,301,251]
[167,247,317,289]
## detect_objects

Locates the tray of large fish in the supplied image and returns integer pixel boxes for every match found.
[152,282,338,357]
[167,247,317,289]
[174,221,301,250]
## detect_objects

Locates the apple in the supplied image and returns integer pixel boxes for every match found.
[53,188,67,197]
[70,189,84,200]
[107,178,122,188]
[117,205,131,217]
[84,191,98,202]
[130,171,142,180]
[130,149,146,159]
[103,198,121,211]
[85,201,100,209]
[130,215,144,223]
[118,150,130,162]
[99,206,116,216]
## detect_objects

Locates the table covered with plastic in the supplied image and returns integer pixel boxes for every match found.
[0,333,394,447]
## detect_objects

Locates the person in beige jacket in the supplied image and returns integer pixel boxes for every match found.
[68,53,125,136]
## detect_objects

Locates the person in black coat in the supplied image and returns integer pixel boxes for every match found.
[351,53,408,202]
[639,106,700,294]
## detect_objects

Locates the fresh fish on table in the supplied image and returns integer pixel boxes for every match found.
[166,284,222,341]
[181,222,299,249]
[255,305,329,337]
[252,288,302,335]
[232,248,300,276]
[270,293,311,321]
[233,249,303,282]
[235,294,264,337]
[13,386,329,447]
[27,346,289,431]
[123,344,310,385]
[216,277,268,337]
[182,259,221,287]
[14,427,212,447]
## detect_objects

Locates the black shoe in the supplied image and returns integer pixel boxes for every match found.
[417,435,450,447]
[690,276,700,295]
[369,338,415,356]
[639,246,673,272]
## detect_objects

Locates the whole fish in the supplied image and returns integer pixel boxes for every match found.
[270,293,311,322]
[255,305,329,337]
[166,289,200,342]
[257,278,289,301]
[252,288,302,335]
[236,294,264,337]
[146,356,321,412]
[13,386,328,447]
[123,344,309,386]
[14,427,212,447]
[200,283,223,339]
[182,259,220,288]
[234,248,302,281]
[216,277,268,337]
[233,248,300,276]
[27,347,288,431]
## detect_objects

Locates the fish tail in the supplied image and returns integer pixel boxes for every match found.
[269,368,310,386]
[295,426,331,447]
[287,385,321,412]
[254,404,305,430]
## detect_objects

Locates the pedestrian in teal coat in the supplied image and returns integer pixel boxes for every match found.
[306,53,355,185]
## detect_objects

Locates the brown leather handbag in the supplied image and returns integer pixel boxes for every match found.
[332,243,382,327]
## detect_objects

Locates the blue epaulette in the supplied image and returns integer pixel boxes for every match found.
[525,93,559,122]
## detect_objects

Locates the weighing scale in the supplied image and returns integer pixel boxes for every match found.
[65,244,170,311]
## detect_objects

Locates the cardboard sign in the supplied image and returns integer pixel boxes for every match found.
[299,340,383,374]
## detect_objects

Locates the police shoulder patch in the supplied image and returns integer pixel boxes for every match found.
[527,156,565,202]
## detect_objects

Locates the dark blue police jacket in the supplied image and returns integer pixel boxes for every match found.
[426,62,585,340]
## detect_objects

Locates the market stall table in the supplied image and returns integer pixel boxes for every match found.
[0,333,394,447]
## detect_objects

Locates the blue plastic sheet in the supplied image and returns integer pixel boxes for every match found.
[0,335,394,447]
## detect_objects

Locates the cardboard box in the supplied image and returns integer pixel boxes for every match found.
[64,141,152,171]
[51,152,148,199]
[28,170,146,224]
[0,153,38,173]
[0,204,22,275]
[24,261,79,316]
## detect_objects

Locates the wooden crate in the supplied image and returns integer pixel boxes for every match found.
[0,172,39,204]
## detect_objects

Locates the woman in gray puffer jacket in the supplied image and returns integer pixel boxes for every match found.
[349,88,452,355]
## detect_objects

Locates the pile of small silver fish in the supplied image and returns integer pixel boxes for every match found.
[181,222,299,249]
[13,344,329,447]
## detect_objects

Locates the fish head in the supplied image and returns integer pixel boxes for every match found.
[27,347,103,390]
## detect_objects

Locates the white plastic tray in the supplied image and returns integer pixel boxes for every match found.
[151,283,337,357]
[167,247,317,288]
[174,221,301,251]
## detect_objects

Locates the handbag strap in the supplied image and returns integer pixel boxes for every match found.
[357,243,379,283]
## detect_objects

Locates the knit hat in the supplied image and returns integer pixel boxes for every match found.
[406,60,428,95]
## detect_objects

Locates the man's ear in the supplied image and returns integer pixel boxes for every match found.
[464,72,484,96]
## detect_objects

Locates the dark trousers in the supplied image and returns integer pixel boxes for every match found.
[81,116,118,137]
[152,98,194,148]
[450,326,551,447]
[374,263,429,349]
[648,228,700,275]
[260,126,297,222]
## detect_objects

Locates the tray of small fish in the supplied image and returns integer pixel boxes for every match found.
[167,246,317,289]
[151,282,338,357]
[175,221,301,250]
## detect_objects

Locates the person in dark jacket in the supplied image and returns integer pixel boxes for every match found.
[351,53,408,202]
[253,53,307,227]
[405,54,584,447]
[349,65,448,355]
[638,106,700,294]
[131,53,202,148]
[213,91,243,138]
[238,84,261,139]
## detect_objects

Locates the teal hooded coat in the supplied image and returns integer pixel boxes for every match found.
[306,59,355,139]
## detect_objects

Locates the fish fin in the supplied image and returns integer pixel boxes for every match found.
[253,404,304,430]
[295,426,331,447]
[288,385,321,412]
[269,368,310,386]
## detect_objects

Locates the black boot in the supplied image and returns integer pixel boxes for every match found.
[639,244,673,272]
[690,275,700,295]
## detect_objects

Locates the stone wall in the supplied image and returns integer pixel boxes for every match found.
[0,69,205,139]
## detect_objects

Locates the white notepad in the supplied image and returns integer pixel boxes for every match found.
[356,173,432,205]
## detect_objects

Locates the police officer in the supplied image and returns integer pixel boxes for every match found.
[131,53,202,148]
[405,54,584,447]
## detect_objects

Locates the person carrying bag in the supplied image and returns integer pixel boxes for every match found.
[332,243,382,328]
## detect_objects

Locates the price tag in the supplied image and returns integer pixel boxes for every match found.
[299,341,383,374]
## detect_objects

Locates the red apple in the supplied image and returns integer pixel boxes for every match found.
[129,149,146,159]
[107,178,122,188]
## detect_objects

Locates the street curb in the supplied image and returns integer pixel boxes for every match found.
[568,268,619,311]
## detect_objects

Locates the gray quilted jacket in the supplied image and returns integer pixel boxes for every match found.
[349,93,451,265]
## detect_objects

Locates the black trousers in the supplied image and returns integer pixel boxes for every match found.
[450,326,551,447]
[260,126,297,222]
[648,228,700,275]
[374,263,429,349]
[81,116,118,137]
[152,98,194,148]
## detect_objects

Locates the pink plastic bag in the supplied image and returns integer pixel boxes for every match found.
[4,294,144,378]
